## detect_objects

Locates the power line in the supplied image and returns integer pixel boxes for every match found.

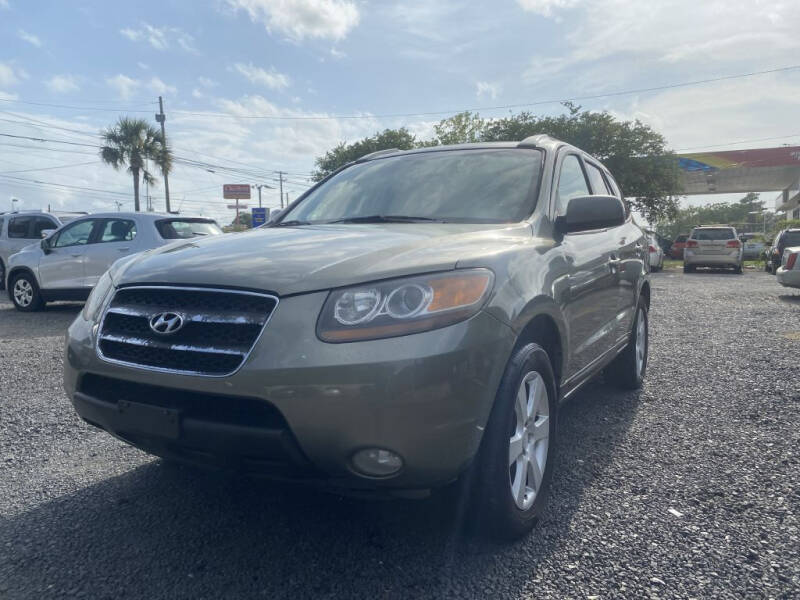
[2,64,799,122]
[0,160,99,174]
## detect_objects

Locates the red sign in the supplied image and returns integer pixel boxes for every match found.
[223,184,251,200]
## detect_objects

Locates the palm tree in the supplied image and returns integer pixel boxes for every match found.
[100,117,171,211]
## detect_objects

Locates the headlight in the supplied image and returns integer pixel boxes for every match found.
[82,270,114,322]
[317,269,494,342]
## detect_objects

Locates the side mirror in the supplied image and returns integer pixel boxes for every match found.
[41,237,52,254]
[557,195,626,234]
[40,229,55,239]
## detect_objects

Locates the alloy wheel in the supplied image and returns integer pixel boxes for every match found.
[508,371,550,510]
[635,307,647,377]
[13,278,33,307]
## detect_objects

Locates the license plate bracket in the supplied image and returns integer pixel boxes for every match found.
[117,399,180,439]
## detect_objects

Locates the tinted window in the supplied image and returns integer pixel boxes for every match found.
[556,155,590,214]
[674,235,688,243]
[8,216,32,238]
[98,219,137,243]
[156,219,222,239]
[283,149,543,224]
[53,219,96,248]
[32,217,58,238]
[781,231,800,246]
[585,163,611,195]
[691,228,735,241]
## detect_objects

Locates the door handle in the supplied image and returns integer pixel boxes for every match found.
[117,247,130,252]
[70,253,82,258]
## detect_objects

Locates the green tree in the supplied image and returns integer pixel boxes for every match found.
[311,104,682,221]
[312,128,417,181]
[654,192,768,240]
[100,117,170,212]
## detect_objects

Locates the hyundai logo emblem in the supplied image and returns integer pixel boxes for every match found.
[149,312,185,335]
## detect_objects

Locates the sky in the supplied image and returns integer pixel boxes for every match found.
[2,0,800,224]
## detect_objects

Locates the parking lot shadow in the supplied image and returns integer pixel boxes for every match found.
[0,302,81,340]
[0,379,639,599]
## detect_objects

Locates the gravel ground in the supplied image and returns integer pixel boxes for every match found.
[0,270,798,599]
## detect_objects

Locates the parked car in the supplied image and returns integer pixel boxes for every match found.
[63,136,651,540]
[740,233,766,261]
[670,234,689,259]
[646,231,664,271]
[776,246,800,290]
[5,213,222,311]
[766,228,800,274]
[1,211,69,290]
[683,225,743,273]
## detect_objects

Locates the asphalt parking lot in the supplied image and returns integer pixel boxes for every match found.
[1,270,798,599]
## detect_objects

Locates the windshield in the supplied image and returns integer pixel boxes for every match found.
[691,228,735,241]
[281,149,543,224]
[155,219,222,239]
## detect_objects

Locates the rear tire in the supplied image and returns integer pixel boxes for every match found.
[605,298,648,390]
[0,259,5,291]
[469,343,558,541]
[10,272,44,312]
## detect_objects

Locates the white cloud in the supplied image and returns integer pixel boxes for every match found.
[329,47,345,59]
[120,22,198,53]
[0,61,21,87]
[106,74,140,99]
[137,61,149,70]
[0,90,18,100]
[18,29,42,47]
[148,76,177,96]
[225,0,360,42]
[476,81,500,100]
[517,0,580,17]
[0,0,9,9]
[197,76,218,88]
[192,88,204,99]
[45,74,79,93]
[233,62,290,90]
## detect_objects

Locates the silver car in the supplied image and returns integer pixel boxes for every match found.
[0,211,86,289]
[683,225,743,273]
[5,212,222,311]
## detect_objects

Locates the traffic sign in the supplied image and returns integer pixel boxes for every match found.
[223,184,251,200]
[252,207,267,227]
[227,203,248,210]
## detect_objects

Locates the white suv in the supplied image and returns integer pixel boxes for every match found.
[5,212,222,311]
[683,225,743,274]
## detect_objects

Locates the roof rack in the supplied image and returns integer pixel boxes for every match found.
[356,148,401,162]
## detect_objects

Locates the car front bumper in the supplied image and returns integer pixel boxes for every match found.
[64,291,516,491]
[776,267,800,288]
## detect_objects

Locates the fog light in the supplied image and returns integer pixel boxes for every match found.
[351,448,403,477]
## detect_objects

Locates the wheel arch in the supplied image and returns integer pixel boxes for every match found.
[510,298,567,389]
[6,265,39,292]
[638,279,651,310]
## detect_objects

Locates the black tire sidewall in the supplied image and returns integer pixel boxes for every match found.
[475,343,558,539]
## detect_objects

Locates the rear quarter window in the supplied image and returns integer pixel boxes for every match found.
[155,219,222,239]
[782,231,800,246]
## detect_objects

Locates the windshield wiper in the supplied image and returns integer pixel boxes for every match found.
[325,215,446,224]
[271,219,312,227]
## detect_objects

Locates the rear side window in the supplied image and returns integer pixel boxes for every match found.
[8,216,32,238]
[585,163,611,195]
[98,219,137,243]
[556,155,590,214]
[691,228,735,241]
[155,219,222,239]
[32,217,58,238]
[781,231,800,246]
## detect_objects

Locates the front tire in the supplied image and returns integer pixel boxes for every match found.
[470,343,558,540]
[0,259,5,291]
[10,272,44,311]
[605,298,648,390]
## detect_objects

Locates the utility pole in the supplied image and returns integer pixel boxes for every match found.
[285,192,290,206]
[277,172,285,208]
[155,96,171,213]
[251,183,275,208]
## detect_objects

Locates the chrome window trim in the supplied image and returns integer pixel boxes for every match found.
[95,285,280,378]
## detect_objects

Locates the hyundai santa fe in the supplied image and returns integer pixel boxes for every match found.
[64,136,651,540]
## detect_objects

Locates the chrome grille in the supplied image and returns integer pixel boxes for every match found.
[97,286,278,376]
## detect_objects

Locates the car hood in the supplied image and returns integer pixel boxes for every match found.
[113,223,532,296]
